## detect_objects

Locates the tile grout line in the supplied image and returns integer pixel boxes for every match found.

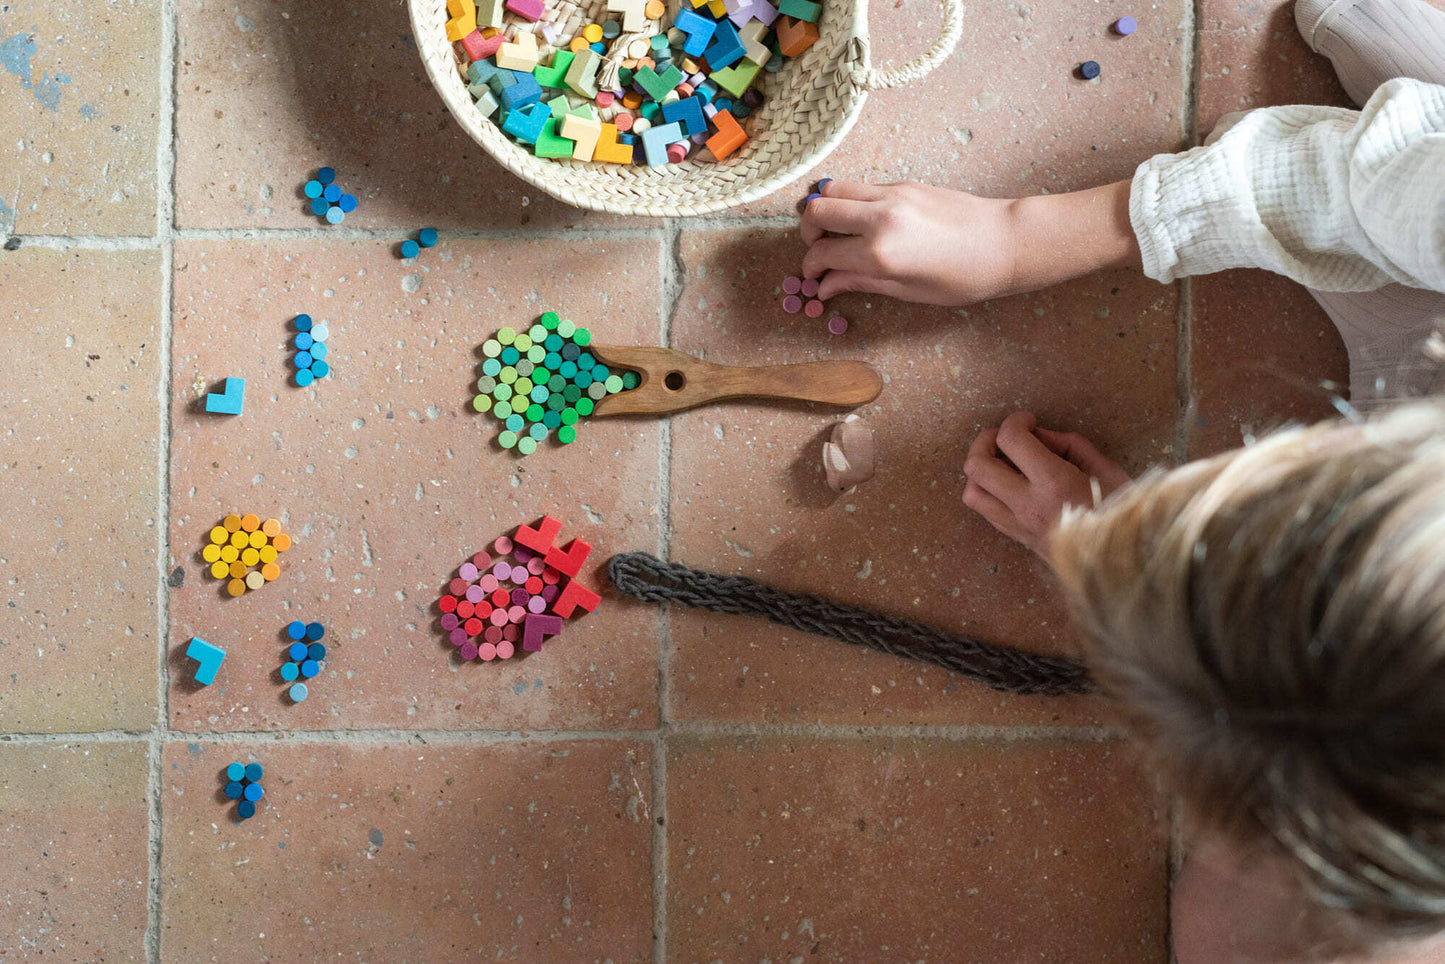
[650,217,685,964]
[146,1,181,961]
[4,216,798,250]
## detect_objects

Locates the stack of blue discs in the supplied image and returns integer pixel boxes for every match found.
[222,761,265,820]
[292,314,331,387]
[302,167,357,225]
[281,621,326,702]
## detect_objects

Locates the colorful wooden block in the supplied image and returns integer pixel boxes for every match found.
[710,59,761,98]
[776,15,818,56]
[551,578,601,618]
[661,95,707,136]
[564,49,601,98]
[638,120,684,166]
[499,72,542,110]
[185,636,226,686]
[505,0,545,20]
[705,107,747,159]
[533,49,575,87]
[533,117,574,157]
[607,0,648,31]
[496,29,541,71]
[477,0,505,27]
[740,21,771,63]
[593,123,634,163]
[461,29,502,61]
[674,8,717,56]
[522,613,563,652]
[446,0,478,41]
[543,537,593,577]
[502,101,549,143]
[474,88,500,119]
[561,114,600,160]
[777,0,819,20]
[634,64,684,101]
[515,516,563,553]
[205,377,245,415]
[703,19,747,70]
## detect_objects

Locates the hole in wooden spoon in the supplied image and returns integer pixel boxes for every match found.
[663,371,686,392]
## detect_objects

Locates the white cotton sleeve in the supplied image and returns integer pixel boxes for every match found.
[1129,78,1445,292]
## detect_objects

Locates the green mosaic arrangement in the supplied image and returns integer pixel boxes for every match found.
[473,311,639,454]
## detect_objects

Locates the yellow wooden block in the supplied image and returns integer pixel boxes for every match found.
[593,123,634,164]
[706,0,727,16]
[446,0,478,41]
[496,29,540,71]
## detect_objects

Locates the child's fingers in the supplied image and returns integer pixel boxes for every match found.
[1032,427,1132,490]
[963,429,1029,504]
[963,479,1022,541]
[801,237,878,282]
[801,197,876,244]
[994,412,1066,483]
[818,179,887,202]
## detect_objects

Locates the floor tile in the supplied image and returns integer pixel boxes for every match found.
[0,2,160,236]
[1189,269,1348,458]
[733,0,1189,217]
[1197,0,1352,135]
[666,736,1168,962]
[666,227,1175,725]
[0,742,150,960]
[0,249,160,732]
[167,238,662,731]
[173,1,626,230]
[160,739,654,962]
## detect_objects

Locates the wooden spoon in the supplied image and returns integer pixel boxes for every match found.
[587,345,882,416]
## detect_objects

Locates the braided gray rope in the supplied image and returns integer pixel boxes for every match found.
[607,553,1092,696]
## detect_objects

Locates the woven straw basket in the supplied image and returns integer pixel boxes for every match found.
[408,0,963,216]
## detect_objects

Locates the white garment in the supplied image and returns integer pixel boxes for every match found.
[1130,77,1445,293]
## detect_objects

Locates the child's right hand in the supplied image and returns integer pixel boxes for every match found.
[799,181,1022,305]
[799,179,1141,307]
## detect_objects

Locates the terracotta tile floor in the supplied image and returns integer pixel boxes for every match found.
[0,0,1363,959]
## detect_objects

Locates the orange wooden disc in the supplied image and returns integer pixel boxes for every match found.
[272,533,292,552]
[223,514,242,532]
[240,514,260,532]
[228,561,247,579]
[261,562,280,581]
[569,35,588,52]
[249,530,267,549]
[644,0,664,18]
[262,518,281,537]
[245,570,265,590]
[227,578,247,597]
[622,91,642,109]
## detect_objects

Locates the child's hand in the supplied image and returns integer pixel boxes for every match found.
[961,412,1133,557]
[799,179,1141,307]
[800,182,1021,305]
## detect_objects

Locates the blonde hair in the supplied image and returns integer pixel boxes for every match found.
[1051,401,1445,951]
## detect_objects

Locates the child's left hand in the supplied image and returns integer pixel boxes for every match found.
[961,413,1133,558]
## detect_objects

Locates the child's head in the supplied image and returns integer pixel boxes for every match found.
[1051,402,1445,952]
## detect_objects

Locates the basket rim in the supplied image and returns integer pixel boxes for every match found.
[407,0,875,217]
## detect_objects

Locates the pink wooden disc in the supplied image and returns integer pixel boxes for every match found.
[804,299,825,317]
[496,640,516,659]
[490,608,510,627]
[471,550,491,570]
[782,275,802,294]
[480,573,499,592]
[449,577,468,596]
[781,295,803,314]
[493,535,513,555]
[541,584,560,602]
[827,315,849,335]
[484,626,503,644]
[507,604,526,622]
[666,143,687,163]
[502,624,521,642]
[527,595,547,613]
[491,560,511,580]
[526,556,546,575]
[479,642,498,661]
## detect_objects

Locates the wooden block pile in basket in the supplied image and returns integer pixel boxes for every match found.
[446,0,820,166]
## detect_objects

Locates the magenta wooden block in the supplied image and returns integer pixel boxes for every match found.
[506,0,545,19]
[522,613,564,652]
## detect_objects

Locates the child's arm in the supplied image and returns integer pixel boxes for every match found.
[960,413,1132,558]
[799,179,1140,306]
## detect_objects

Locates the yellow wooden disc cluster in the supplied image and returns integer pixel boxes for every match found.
[202,513,292,596]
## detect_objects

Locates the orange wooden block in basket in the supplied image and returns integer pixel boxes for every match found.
[705,109,747,161]
[776,16,819,57]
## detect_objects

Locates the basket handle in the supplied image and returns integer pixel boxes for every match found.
[856,0,964,91]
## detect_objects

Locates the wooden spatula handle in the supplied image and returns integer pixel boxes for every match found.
[588,344,882,416]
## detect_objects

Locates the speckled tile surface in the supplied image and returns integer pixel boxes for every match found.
[0,0,1384,957]
[0,1,160,236]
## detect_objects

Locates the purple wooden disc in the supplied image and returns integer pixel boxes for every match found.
[513,545,534,563]
[441,613,460,631]
[459,641,479,660]
[465,584,485,603]
[827,315,849,335]
[800,278,820,297]
[782,276,802,294]
[449,628,469,645]
[510,565,528,583]
[459,562,478,581]
[528,595,547,613]
[541,584,560,602]
[510,587,530,606]
[492,560,511,580]
[781,295,803,314]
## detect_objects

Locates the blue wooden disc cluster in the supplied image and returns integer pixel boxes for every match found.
[292,314,331,387]
[399,227,439,260]
[302,167,357,224]
[281,621,326,702]
[223,761,265,820]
